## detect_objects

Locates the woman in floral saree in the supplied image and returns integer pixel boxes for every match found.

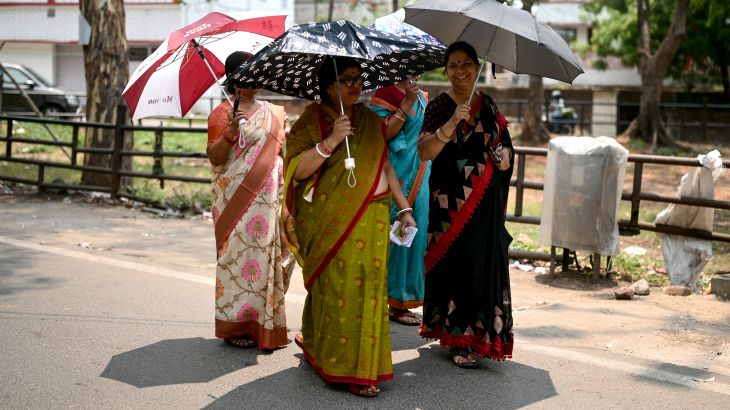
[283,57,416,397]
[369,79,430,325]
[207,51,293,351]
[417,42,515,368]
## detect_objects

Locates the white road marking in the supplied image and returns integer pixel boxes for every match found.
[3,235,728,395]
[0,235,309,304]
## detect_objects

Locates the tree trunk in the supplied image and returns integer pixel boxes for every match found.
[521,75,550,143]
[328,0,335,21]
[79,0,132,187]
[629,0,689,149]
[631,70,675,150]
[721,65,730,101]
[518,0,549,144]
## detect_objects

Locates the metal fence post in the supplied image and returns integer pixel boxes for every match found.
[629,161,643,230]
[70,124,79,166]
[110,104,126,199]
[5,119,12,158]
[153,129,164,189]
[514,152,525,217]
[37,164,45,194]
[702,96,708,142]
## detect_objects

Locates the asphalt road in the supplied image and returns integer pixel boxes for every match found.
[1,197,728,409]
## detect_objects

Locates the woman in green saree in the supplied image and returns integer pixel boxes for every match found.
[283,56,416,397]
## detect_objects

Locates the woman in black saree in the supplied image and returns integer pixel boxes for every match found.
[417,41,514,368]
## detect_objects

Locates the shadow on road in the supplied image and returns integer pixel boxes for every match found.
[0,246,64,297]
[205,348,557,408]
[100,337,266,388]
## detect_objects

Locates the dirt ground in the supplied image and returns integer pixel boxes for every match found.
[1,192,728,379]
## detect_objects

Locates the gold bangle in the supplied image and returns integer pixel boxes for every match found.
[393,112,406,122]
[435,127,451,143]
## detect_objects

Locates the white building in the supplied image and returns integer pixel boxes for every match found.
[0,0,294,94]
[532,0,641,88]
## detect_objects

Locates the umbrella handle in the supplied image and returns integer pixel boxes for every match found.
[191,39,234,108]
[454,61,486,144]
[332,57,356,184]
[466,61,484,105]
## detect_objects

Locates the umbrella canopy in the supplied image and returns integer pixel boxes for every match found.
[228,20,445,100]
[123,12,286,121]
[404,0,583,84]
[370,8,444,47]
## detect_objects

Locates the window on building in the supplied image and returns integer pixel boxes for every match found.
[129,46,157,62]
[554,28,577,44]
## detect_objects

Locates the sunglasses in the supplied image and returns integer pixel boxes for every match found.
[338,76,364,88]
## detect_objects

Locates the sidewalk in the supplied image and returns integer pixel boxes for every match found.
[1,193,729,408]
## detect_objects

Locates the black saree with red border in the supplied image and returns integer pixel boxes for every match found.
[419,91,515,360]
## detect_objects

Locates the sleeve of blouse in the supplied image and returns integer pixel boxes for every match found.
[207,104,229,144]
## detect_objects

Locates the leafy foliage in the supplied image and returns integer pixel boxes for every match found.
[585,0,729,90]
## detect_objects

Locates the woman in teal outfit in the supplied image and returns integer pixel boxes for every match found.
[370,78,430,325]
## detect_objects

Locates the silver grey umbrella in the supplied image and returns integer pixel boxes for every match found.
[404,0,584,84]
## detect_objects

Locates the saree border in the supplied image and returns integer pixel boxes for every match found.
[215,319,289,350]
[387,297,423,310]
[295,336,394,385]
[423,95,500,273]
[214,106,285,252]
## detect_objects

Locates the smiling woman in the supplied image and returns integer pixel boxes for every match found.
[417,41,516,369]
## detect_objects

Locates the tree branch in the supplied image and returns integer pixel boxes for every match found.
[653,0,690,74]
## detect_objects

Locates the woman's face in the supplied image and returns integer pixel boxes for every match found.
[327,66,363,108]
[237,87,260,99]
[446,50,478,92]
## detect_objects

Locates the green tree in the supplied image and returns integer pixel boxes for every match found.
[673,0,730,98]
[586,0,690,149]
[588,0,729,96]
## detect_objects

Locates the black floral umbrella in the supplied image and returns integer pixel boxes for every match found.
[227,20,445,101]
[228,20,444,182]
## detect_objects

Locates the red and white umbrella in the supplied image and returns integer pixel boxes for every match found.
[123,11,286,121]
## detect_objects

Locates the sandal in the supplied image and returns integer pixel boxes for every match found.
[347,384,380,397]
[450,348,478,369]
[224,336,256,349]
[388,309,420,326]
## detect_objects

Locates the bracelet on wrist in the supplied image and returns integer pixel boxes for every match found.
[396,207,413,218]
[315,143,331,158]
[397,107,408,118]
[222,126,236,144]
[392,112,406,122]
[435,127,451,144]
[320,140,333,155]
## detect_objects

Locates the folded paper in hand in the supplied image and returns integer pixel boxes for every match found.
[389,221,418,247]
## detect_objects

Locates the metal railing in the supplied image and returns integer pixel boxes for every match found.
[2,112,729,266]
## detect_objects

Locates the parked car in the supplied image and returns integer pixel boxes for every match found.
[0,63,80,116]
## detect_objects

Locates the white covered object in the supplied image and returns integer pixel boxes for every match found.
[655,149,725,289]
[538,136,629,256]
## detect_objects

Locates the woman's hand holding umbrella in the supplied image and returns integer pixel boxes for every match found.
[441,104,471,141]
[324,115,354,153]
[402,80,420,108]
